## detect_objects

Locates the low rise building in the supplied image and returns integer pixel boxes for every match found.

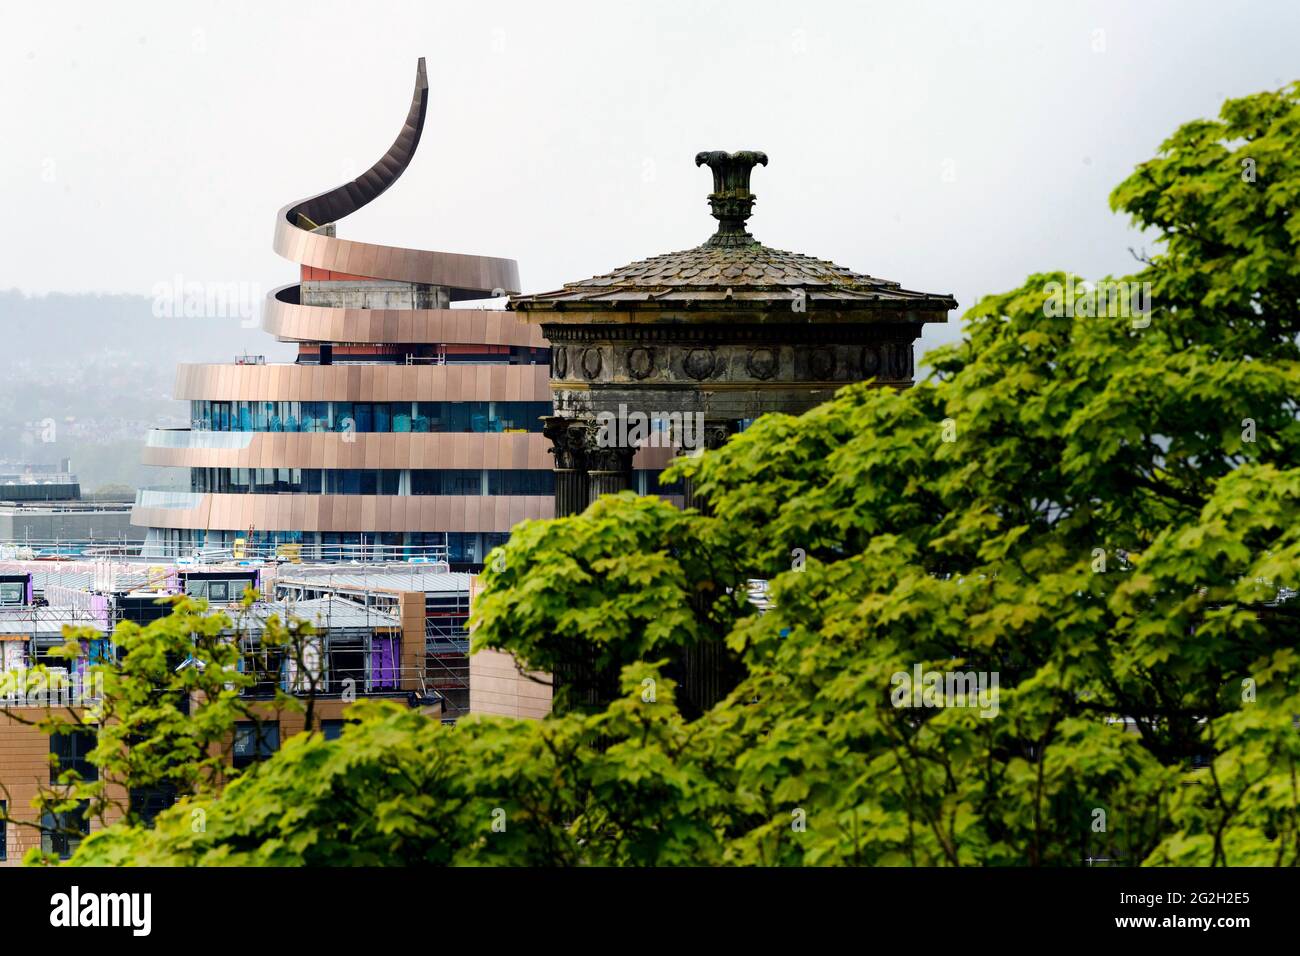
[0,557,477,864]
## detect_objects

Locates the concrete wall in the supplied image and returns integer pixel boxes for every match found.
[0,508,142,544]
[469,646,552,720]
[302,280,450,311]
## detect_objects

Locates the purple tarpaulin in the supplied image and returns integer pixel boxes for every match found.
[370,636,398,689]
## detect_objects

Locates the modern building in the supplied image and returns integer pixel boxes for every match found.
[132,58,554,569]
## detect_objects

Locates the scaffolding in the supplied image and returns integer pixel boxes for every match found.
[0,558,476,718]
[138,538,452,566]
[269,564,472,718]
[0,536,455,565]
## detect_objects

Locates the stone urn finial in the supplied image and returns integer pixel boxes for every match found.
[695,150,768,248]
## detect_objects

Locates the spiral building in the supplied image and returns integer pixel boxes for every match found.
[133,59,555,568]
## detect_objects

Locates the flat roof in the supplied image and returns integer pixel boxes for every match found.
[274,566,472,595]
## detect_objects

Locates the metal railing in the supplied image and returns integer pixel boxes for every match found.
[143,541,452,565]
[0,540,143,560]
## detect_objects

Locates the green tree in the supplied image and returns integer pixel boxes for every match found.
[62,81,1300,867]
[2,590,317,864]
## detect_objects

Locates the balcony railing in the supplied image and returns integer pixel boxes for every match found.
[146,428,254,450]
[0,668,104,708]
[237,661,462,713]
[134,488,205,510]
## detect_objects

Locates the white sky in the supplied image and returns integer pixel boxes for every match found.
[2,0,1296,356]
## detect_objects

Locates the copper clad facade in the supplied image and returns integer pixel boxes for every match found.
[133,58,553,564]
[171,364,551,402]
[135,495,554,533]
[262,286,546,346]
[135,432,669,471]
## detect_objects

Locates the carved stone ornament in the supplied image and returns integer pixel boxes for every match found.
[587,445,636,475]
[810,348,835,380]
[543,417,599,471]
[684,348,717,380]
[703,423,733,450]
[746,347,777,380]
[694,149,769,248]
[553,346,568,378]
[627,346,655,380]
[581,347,603,380]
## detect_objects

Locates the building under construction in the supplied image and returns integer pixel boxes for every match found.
[0,555,549,864]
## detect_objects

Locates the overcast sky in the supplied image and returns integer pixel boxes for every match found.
[2,0,1296,357]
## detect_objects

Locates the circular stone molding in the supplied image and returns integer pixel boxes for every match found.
[627,347,656,380]
[810,348,836,379]
[553,346,568,378]
[683,348,717,380]
[746,347,778,380]
[860,345,879,377]
[581,347,603,380]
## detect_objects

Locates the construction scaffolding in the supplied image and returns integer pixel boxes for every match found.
[271,564,472,718]
[0,558,477,719]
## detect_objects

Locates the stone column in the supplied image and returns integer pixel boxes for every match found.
[543,416,592,518]
[679,421,735,512]
[676,420,744,717]
[586,445,637,507]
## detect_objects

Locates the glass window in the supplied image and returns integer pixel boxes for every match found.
[197,400,553,433]
[489,470,556,495]
[444,403,471,431]
[442,470,478,495]
[411,470,439,496]
[447,533,478,563]
[354,403,374,433]
[232,721,280,769]
[301,402,326,432]
[129,784,178,827]
[50,729,98,784]
[41,802,89,860]
[334,403,354,433]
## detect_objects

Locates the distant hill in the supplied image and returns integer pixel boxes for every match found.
[0,289,293,491]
